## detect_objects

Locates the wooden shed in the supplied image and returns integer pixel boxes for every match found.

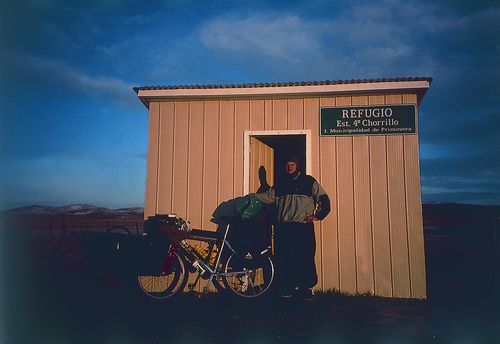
[135,77,432,298]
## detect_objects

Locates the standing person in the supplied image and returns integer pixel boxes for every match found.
[252,155,330,300]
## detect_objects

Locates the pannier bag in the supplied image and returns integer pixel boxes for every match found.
[134,214,192,275]
[144,214,192,244]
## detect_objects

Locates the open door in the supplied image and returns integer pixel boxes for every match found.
[246,132,309,193]
[249,137,274,193]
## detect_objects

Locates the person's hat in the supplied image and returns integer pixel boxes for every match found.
[283,154,299,165]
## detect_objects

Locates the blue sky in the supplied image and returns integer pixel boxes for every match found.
[1,0,499,209]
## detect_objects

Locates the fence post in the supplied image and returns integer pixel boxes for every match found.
[494,216,499,263]
[60,213,67,237]
[493,216,500,294]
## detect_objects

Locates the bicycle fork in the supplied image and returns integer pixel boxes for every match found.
[202,223,235,293]
[160,244,177,274]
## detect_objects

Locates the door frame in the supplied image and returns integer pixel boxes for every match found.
[243,130,312,195]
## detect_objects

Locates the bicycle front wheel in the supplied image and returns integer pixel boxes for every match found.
[137,252,188,299]
[222,253,274,298]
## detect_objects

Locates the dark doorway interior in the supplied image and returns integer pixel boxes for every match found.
[254,134,306,187]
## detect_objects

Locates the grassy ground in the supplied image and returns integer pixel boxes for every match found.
[2,229,500,343]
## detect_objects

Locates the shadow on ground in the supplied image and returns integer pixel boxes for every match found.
[2,224,500,343]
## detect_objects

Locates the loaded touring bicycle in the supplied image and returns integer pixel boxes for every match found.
[137,200,275,299]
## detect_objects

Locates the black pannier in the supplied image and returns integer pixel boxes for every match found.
[133,214,191,275]
[225,217,271,257]
[132,215,174,275]
[212,197,272,257]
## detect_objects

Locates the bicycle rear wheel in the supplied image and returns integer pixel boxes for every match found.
[222,253,274,298]
[137,252,188,299]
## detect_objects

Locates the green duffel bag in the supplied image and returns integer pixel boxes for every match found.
[235,195,263,221]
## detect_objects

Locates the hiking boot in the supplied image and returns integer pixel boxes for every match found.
[278,289,294,298]
[299,288,314,301]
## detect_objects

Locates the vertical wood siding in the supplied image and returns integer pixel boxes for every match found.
[335,96,358,293]
[187,101,204,228]
[273,99,288,130]
[385,94,411,298]
[369,95,393,297]
[171,102,189,219]
[144,102,160,218]
[145,94,426,298]
[250,100,265,131]
[403,94,427,298]
[305,98,322,290]
[202,101,219,231]
[234,101,249,198]
[318,97,339,291]
[218,101,234,203]
[157,102,175,215]
[352,95,375,295]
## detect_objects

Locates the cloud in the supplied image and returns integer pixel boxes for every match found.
[421,152,500,204]
[195,5,436,80]
[421,110,500,149]
[200,14,323,62]
[422,154,500,180]
[9,53,137,107]
[196,2,499,80]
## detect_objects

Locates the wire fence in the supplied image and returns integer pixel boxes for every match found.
[1,213,145,237]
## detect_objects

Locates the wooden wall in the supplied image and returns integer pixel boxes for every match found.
[144,94,426,298]
[249,136,274,193]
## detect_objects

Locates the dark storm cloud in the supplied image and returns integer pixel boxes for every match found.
[422,153,500,180]
[421,152,500,204]
[421,110,500,149]
[8,54,138,108]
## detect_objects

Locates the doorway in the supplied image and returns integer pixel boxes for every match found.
[243,130,311,194]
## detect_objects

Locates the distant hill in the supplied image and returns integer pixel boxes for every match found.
[3,202,499,221]
[0,204,145,232]
[0,204,144,216]
[422,202,500,225]
[2,202,499,231]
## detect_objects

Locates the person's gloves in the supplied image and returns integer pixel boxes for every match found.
[304,214,318,223]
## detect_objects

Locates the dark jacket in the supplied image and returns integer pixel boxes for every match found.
[253,172,330,223]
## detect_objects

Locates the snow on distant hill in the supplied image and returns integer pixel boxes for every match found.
[1,204,144,216]
[58,204,109,215]
[115,207,144,214]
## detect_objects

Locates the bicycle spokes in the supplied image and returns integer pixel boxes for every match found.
[222,254,274,297]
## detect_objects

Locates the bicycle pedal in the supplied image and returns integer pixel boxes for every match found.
[188,283,196,290]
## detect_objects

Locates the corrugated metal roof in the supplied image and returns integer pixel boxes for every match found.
[133,77,433,93]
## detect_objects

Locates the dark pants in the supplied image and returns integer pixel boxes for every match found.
[274,222,317,291]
